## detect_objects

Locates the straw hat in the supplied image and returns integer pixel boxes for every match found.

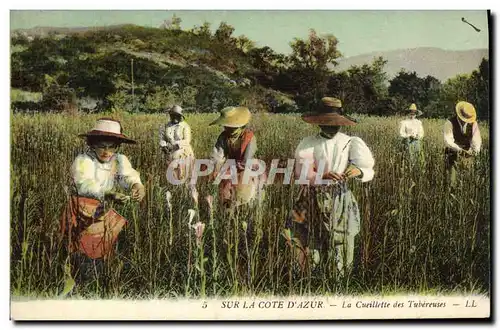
[408,103,423,116]
[168,105,184,117]
[78,118,136,144]
[209,106,251,128]
[455,101,477,123]
[301,97,357,126]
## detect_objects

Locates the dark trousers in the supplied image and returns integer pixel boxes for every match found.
[444,148,473,187]
[70,252,107,287]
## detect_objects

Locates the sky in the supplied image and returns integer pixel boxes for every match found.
[10,10,489,58]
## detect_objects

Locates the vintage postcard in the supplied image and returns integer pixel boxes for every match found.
[9,9,491,320]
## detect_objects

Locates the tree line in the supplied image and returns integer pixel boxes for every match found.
[10,17,489,120]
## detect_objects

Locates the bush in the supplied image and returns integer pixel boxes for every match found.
[11,101,43,112]
[195,86,245,113]
[40,83,77,113]
[266,91,298,113]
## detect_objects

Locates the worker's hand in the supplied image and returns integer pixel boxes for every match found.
[131,183,146,202]
[460,149,473,157]
[344,164,362,179]
[236,161,246,171]
[105,191,130,203]
[322,171,344,182]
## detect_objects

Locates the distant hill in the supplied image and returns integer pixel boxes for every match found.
[9,24,301,113]
[9,24,489,117]
[11,25,129,37]
[334,47,488,82]
[12,26,487,82]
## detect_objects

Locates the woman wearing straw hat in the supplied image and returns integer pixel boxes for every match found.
[208,106,262,209]
[60,118,145,288]
[443,101,482,186]
[159,105,195,182]
[399,103,425,166]
[284,97,375,275]
[207,106,264,283]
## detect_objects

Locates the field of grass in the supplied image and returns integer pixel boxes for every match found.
[10,112,490,298]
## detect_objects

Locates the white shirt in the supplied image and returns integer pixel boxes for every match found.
[399,118,424,139]
[159,121,192,149]
[443,120,482,153]
[71,152,143,200]
[294,132,375,184]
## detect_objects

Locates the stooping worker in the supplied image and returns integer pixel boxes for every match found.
[399,103,425,166]
[443,101,482,187]
[208,106,263,210]
[60,118,145,289]
[206,106,266,284]
[284,97,375,276]
[159,105,195,183]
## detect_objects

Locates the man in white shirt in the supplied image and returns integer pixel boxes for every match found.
[443,101,482,187]
[399,103,425,166]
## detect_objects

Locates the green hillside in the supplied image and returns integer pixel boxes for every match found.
[10,22,489,119]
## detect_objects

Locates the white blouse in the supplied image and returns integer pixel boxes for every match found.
[399,118,424,140]
[294,132,375,184]
[71,152,143,200]
[159,121,192,149]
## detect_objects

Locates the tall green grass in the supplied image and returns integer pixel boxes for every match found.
[10,112,490,298]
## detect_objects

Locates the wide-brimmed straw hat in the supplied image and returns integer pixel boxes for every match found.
[168,105,184,117]
[78,118,136,144]
[455,101,477,123]
[209,106,251,128]
[301,97,357,126]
